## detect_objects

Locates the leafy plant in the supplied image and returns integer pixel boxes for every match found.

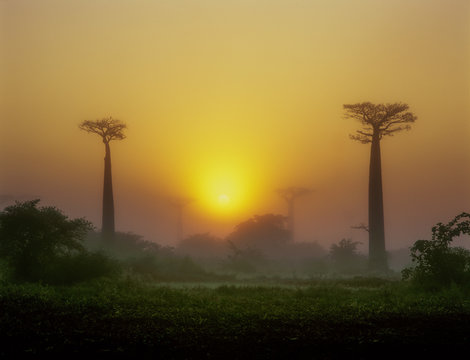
[0,200,117,284]
[402,212,470,289]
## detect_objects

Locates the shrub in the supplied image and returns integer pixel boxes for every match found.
[0,200,118,284]
[0,200,91,281]
[402,212,470,289]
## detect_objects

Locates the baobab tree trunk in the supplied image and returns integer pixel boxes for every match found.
[368,132,388,271]
[102,142,115,240]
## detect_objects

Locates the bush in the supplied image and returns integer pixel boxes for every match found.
[0,200,118,284]
[402,212,470,290]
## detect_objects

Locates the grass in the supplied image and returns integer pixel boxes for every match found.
[1,277,470,358]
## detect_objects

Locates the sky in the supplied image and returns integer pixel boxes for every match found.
[1,0,469,251]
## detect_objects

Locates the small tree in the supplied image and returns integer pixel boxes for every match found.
[0,200,93,282]
[344,102,417,271]
[402,213,470,289]
[79,117,127,241]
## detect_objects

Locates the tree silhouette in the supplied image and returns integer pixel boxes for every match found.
[79,117,127,240]
[0,199,93,282]
[277,187,312,242]
[226,214,290,251]
[344,102,417,271]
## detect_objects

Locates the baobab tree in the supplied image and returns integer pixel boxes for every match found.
[276,186,312,242]
[344,102,417,271]
[79,117,127,241]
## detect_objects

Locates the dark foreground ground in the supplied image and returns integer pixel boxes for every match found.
[1,278,469,359]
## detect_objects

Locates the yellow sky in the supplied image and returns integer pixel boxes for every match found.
[1,0,469,250]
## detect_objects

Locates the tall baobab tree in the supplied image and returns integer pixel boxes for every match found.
[79,117,127,240]
[277,186,312,242]
[344,102,417,271]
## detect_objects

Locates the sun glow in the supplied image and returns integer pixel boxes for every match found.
[218,194,230,205]
[190,158,261,219]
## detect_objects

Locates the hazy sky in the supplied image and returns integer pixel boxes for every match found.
[1,0,469,251]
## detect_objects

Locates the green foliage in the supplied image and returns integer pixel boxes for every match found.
[0,200,118,284]
[1,279,470,356]
[0,200,90,281]
[402,212,470,289]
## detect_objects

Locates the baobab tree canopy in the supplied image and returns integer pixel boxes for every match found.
[79,117,127,144]
[344,102,417,144]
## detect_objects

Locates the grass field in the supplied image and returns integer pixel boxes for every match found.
[1,277,469,358]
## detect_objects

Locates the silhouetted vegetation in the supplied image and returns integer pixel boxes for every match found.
[0,113,463,357]
[79,117,127,241]
[226,214,290,253]
[344,102,417,271]
[0,200,118,284]
[402,213,470,290]
[1,198,469,357]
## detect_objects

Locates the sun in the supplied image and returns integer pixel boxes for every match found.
[190,158,262,218]
[218,194,230,205]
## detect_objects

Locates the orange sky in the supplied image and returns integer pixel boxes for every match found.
[1,0,469,251]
